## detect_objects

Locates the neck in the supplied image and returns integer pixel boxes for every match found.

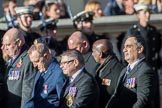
[139,21,148,27]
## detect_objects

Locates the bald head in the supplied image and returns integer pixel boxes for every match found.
[68,31,88,45]
[3,28,25,45]
[93,39,113,58]
[2,28,25,58]
[68,31,90,54]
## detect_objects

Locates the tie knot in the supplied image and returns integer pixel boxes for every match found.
[127,65,131,72]
[127,65,131,73]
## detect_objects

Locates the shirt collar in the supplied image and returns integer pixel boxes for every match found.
[70,67,84,83]
[129,57,145,70]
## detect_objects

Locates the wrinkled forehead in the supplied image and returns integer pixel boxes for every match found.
[124,37,136,45]
[2,35,13,44]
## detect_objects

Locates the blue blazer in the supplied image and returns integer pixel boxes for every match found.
[24,58,66,108]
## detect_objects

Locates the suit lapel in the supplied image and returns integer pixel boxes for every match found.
[113,67,127,95]
[34,72,41,96]
[127,61,143,78]
[63,69,85,97]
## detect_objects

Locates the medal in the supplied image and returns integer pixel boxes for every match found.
[44,84,48,94]
[66,95,73,107]
[69,87,77,97]
[102,78,111,86]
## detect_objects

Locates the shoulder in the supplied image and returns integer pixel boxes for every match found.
[137,61,154,75]
[80,69,97,84]
[129,24,141,32]
[125,24,141,37]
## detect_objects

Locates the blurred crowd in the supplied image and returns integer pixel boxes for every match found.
[0,0,161,108]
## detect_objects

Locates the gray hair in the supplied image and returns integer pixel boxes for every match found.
[61,49,85,65]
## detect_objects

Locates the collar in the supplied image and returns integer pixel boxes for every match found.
[129,57,145,70]
[70,67,84,83]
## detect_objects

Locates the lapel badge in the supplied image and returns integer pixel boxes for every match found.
[66,95,73,107]
[102,78,111,86]
[16,59,22,68]
[44,84,48,94]
[69,87,77,97]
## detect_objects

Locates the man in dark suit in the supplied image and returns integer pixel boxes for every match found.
[120,4,161,107]
[59,49,99,108]
[106,35,158,108]
[92,39,124,108]
[121,3,161,72]
[2,28,37,108]
[67,31,99,77]
[23,43,65,108]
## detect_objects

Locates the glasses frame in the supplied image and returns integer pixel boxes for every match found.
[60,59,75,65]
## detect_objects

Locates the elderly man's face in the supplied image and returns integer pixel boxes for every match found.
[29,50,48,72]
[68,40,84,54]
[92,46,100,63]
[2,35,19,58]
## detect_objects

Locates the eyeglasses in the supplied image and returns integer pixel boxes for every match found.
[60,59,74,65]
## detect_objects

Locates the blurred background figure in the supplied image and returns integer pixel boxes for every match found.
[15,6,41,47]
[122,0,137,15]
[34,18,63,57]
[57,0,70,19]
[72,10,107,48]
[43,0,61,19]
[84,0,104,18]
[24,0,43,20]
[104,0,125,16]
[0,0,17,28]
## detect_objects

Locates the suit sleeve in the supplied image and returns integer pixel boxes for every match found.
[133,68,156,108]
[21,56,36,108]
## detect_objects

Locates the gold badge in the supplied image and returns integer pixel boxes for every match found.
[66,95,73,107]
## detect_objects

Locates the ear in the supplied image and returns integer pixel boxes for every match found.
[73,59,79,67]
[137,46,144,54]
[15,39,22,47]
[43,53,48,58]
[100,52,104,58]
[82,40,88,48]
